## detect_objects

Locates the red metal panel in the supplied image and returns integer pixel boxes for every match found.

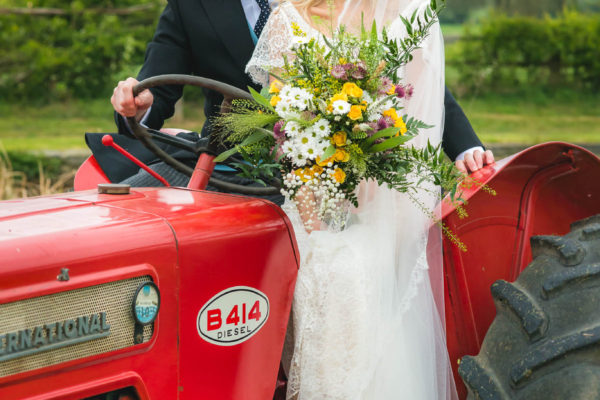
[102,188,299,400]
[74,156,111,190]
[0,199,179,399]
[441,143,600,398]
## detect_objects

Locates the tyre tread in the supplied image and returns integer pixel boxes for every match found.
[491,280,547,340]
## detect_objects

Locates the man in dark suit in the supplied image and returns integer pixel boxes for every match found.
[109,0,493,182]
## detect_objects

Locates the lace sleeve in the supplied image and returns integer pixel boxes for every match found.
[245,3,311,87]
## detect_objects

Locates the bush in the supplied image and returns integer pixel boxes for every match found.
[447,10,600,95]
[0,0,162,102]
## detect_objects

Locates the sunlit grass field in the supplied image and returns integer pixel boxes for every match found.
[1,90,599,154]
[0,99,207,152]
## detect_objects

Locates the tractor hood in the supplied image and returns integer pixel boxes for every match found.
[0,187,297,303]
[0,190,178,303]
[0,186,299,397]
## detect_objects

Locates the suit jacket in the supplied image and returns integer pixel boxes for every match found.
[111,0,482,169]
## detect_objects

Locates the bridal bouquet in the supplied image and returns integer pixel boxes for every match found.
[214,2,487,245]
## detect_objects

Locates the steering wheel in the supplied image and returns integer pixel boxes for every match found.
[126,74,280,196]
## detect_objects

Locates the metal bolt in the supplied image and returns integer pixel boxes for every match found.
[57,268,70,282]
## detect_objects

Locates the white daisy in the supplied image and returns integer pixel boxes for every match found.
[276,101,300,120]
[279,85,294,100]
[304,126,318,139]
[296,132,313,147]
[282,140,295,155]
[332,100,351,115]
[289,87,313,111]
[289,150,308,166]
[285,121,302,137]
[313,118,331,137]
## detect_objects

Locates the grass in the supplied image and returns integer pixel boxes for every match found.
[0,89,599,154]
[455,90,600,145]
[0,99,206,153]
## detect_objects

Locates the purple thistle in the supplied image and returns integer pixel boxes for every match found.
[351,65,367,80]
[395,85,406,98]
[331,64,347,80]
[367,122,378,136]
[342,63,355,71]
[273,120,286,139]
[377,116,394,130]
[405,84,414,99]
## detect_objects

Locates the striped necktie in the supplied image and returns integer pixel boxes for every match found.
[253,0,271,38]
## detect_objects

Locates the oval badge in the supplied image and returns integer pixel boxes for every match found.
[197,286,269,346]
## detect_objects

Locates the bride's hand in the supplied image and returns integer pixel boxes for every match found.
[295,187,322,233]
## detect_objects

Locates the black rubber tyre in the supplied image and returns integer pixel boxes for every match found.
[459,214,600,400]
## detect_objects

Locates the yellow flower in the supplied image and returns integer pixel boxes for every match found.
[269,80,283,94]
[291,22,306,37]
[294,167,312,182]
[330,92,348,103]
[317,156,334,166]
[332,131,347,147]
[382,108,399,121]
[339,57,347,64]
[270,95,281,107]
[342,82,363,98]
[334,149,350,162]
[394,116,408,135]
[387,84,396,95]
[347,105,363,121]
[333,167,346,183]
[312,164,324,175]
[360,100,368,110]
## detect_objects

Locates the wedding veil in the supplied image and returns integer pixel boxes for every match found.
[246,1,457,398]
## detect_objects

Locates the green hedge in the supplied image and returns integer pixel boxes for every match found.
[0,0,162,101]
[447,10,600,94]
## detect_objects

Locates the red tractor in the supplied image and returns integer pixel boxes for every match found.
[2,76,600,400]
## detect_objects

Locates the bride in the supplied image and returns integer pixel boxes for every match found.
[246,1,458,399]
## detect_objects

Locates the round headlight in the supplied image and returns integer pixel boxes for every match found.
[132,282,160,325]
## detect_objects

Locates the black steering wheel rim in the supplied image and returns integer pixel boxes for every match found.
[126,74,281,196]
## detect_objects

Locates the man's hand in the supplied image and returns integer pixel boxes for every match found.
[111,77,154,121]
[455,149,495,174]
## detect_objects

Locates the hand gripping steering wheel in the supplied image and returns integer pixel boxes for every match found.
[126,74,280,196]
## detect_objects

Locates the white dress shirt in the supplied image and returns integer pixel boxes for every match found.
[241,0,279,28]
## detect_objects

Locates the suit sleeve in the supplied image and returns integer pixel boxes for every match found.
[441,86,484,161]
[115,0,192,135]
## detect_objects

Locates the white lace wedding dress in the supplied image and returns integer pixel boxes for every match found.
[246,2,458,399]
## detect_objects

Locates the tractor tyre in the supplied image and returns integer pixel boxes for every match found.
[458,214,600,400]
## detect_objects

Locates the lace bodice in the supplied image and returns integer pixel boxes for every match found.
[246,2,318,87]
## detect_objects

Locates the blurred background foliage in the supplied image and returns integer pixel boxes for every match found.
[446,10,600,95]
[0,0,162,101]
[0,0,598,101]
